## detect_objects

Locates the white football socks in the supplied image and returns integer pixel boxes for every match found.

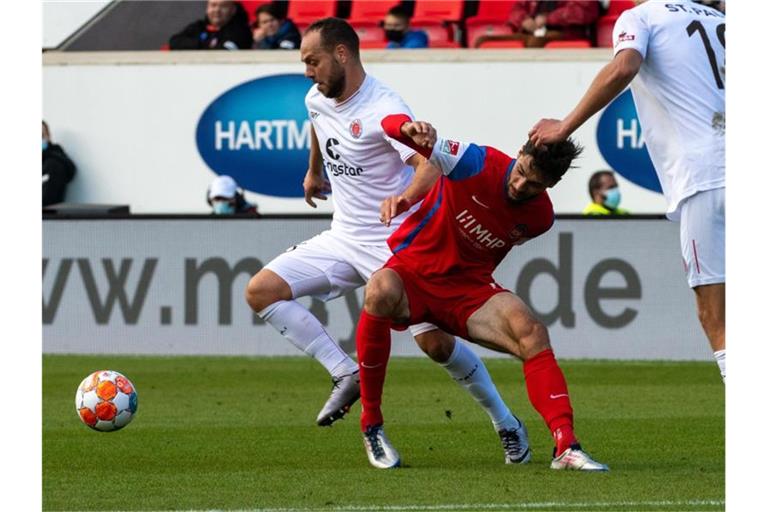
[713,349,725,382]
[441,340,520,432]
[258,300,358,378]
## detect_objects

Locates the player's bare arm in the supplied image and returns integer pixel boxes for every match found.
[304,124,331,208]
[528,49,643,146]
[380,121,441,227]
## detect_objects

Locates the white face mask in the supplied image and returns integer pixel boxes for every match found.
[212,200,236,215]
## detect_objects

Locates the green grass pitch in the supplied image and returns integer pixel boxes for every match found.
[43,355,724,511]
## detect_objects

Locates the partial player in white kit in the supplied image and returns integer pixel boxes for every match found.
[245,17,531,463]
[529,0,725,380]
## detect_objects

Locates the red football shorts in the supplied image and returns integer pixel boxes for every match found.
[383,258,508,339]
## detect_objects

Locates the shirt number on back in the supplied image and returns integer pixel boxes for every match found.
[686,21,725,89]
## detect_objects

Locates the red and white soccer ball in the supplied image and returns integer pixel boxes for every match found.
[75,370,138,432]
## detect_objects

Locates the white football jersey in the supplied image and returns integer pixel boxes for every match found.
[613,0,725,220]
[305,74,420,242]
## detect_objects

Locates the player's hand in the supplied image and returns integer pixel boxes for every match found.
[303,170,331,208]
[380,195,413,227]
[528,118,568,147]
[401,121,436,149]
[534,14,547,28]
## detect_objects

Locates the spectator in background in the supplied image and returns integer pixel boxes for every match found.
[207,175,259,215]
[252,2,302,50]
[508,1,599,48]
[42,121,76,207]
[384,5,429,49]
[583,170,629,215]
[169,0,252,50]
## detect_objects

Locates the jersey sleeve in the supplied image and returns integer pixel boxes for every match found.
[381,99,417,164]
[613,8,649,59]
[430,137,486,181]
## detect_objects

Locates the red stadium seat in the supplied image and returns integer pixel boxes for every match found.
[411,1,464,24]
[596,16,619,48]
[410,1,464,47]
[465,1,518,25]
[410,23,456,47]
[287,1,337,26]
[354,25,386,44]
[544,39,592,49]
[476,39,524,49]
[595,0,636,47]
[360,41,390,49]
[606,0,635,16]
[348,1,400,27]
[467,24,513,48]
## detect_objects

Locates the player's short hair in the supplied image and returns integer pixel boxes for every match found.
[587,170,615,199]
[305,17,360,60]
[522,138,584,185]
[387,5,411,21]
[255,2,283,20]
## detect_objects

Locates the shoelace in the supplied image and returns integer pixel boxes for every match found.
[500,429,522,454]
[365,428,385,458]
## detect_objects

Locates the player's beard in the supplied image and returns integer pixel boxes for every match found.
[323,60,346,99]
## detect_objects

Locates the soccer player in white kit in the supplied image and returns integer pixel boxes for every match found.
[528,0,725,381]
[245,18,531,463]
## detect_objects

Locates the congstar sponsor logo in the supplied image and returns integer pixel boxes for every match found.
[596,90,662,194]
[196,74,312,198]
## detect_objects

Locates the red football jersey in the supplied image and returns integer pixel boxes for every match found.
[386,135,555,279]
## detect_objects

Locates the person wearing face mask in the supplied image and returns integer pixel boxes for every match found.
[583,170,629,215]
[42,120,76,207]
[207,175,259,215]
[383,5,428,49]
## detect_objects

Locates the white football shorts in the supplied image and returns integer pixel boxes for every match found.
[264,229,437,336]
[679,187,725,288]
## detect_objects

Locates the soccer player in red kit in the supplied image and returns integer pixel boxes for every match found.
[356,114,609,471]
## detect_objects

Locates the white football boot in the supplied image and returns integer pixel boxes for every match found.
[550,443,609,471]
[362,425,401,469]
[316,371,360,426]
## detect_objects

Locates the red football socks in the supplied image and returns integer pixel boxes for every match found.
[523,348,576,456]
[356,310,393,431]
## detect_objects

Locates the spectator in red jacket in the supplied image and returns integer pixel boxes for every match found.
[508,1,599,47]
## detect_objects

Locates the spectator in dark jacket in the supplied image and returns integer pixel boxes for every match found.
[169,0,253,50]
[42,121,76,207]
[252,2,302,50]
[508,1,599,47]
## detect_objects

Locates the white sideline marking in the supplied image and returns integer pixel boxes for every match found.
[193,499,725,512]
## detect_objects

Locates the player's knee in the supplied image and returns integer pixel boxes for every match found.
[515,318,551,360]
[245,271,290,313]
[364,274,401,316]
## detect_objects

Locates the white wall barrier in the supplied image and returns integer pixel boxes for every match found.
[43,217,710,360]
[43,51,668,215]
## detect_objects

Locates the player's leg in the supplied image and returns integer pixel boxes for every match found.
[245,236,362,425]
[411,326,529,463]
[466,292,608,471]
[680,187,726,381]
[356,268,409,468]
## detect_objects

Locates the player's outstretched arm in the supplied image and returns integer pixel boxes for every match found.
[528,49,643,146]
[304,125,331,208]
[380,153,442,227]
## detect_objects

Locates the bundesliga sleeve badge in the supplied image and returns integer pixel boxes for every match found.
[440,139,460,155]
